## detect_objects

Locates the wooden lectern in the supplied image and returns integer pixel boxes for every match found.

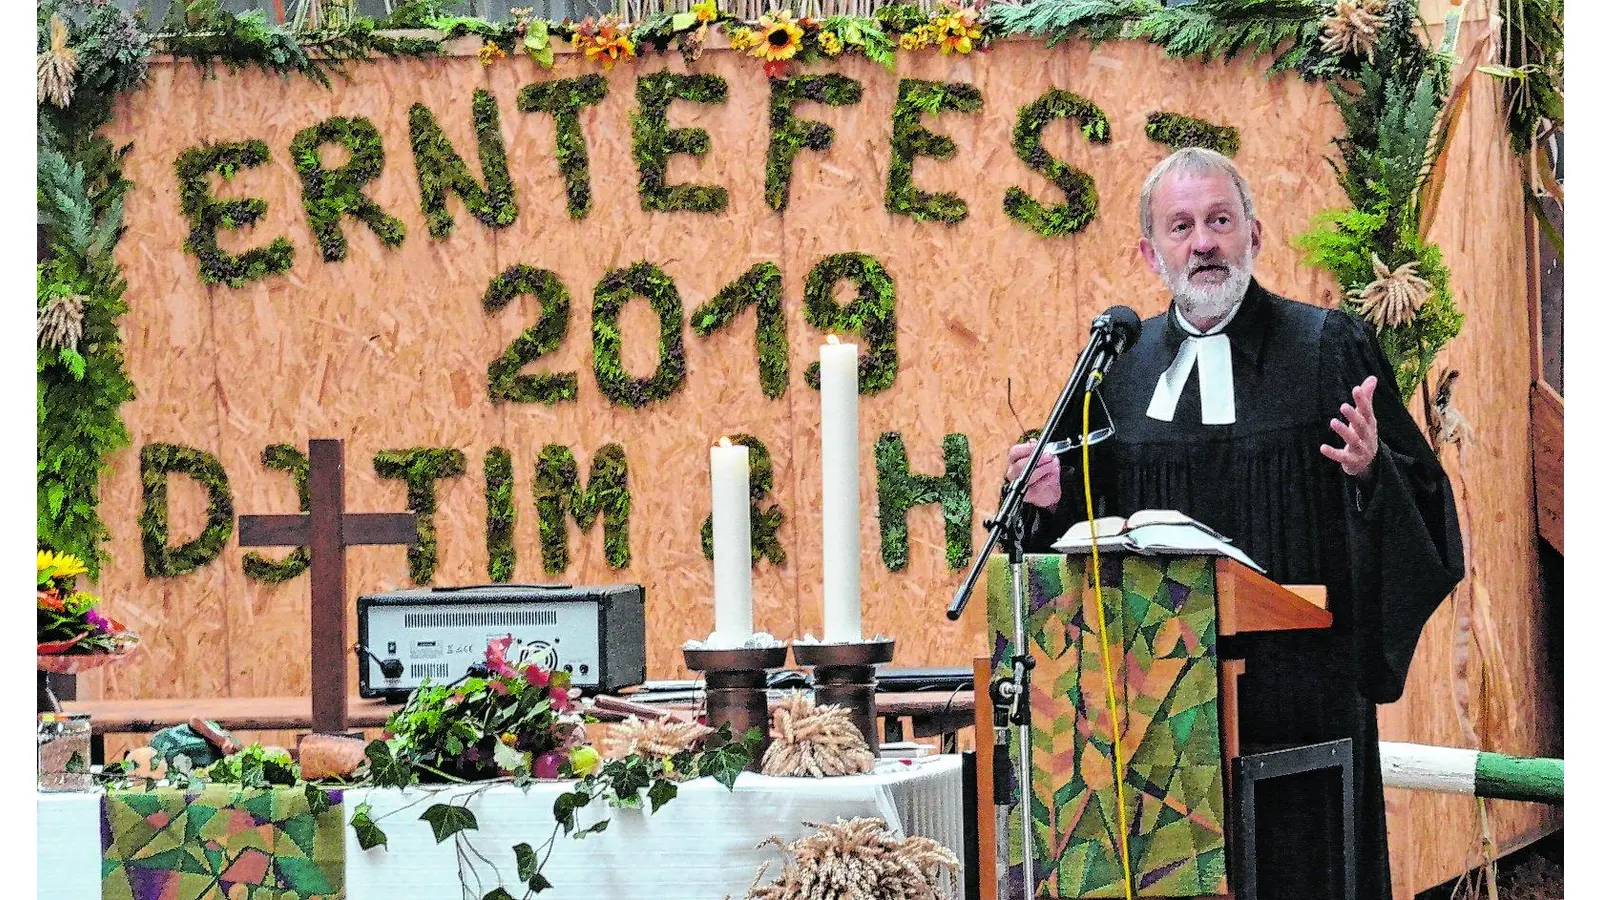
[974,555,1331,900]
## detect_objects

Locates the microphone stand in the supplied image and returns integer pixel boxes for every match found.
[948,315,1123,900]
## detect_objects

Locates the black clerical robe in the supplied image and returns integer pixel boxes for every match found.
[1021,280,1464,900]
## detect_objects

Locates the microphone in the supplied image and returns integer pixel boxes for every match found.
[1086,304,1143,378]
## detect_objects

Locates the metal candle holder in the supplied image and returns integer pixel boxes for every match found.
[682,644,790,770]
[790,639,895,755]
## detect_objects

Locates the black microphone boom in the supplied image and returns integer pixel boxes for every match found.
[945,304,1141,622]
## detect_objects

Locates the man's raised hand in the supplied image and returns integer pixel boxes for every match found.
[1007,441,1063,511]
[1320,375,1379,481]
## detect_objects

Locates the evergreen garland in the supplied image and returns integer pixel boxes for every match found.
[1004,89,1110,237]
[690,262,789,399]
[874,432,973,571]
[138,442,235,578]
[484,264,579,405]
[485,446,516,583]
[802,253,898,394]
[373,448,467,586]
[408,89,518,239]
[1144,111,1240,157]
[241,444,311,584]
[765,74,864,212]
[699,434,786,566]
[174,140,296,287]
[632,72,730,213]
[534,444,632,573]
[592,261,688,408]
[517,75,609,220]
[290,116,406,262]
[886,78,984,223]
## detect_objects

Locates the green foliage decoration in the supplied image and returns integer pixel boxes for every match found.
[632,72,730,213]
[241,444,311,584]
[690,262,788,399]
[1145,111,1240,156]
[886,78,984,223]
[874,3,932,34]
[409,89,518,239]
[592,261,687,408]
[174,140,296,287]
[802,253,898,395]
[874,432,973,571]
[1492,0,1562,157]
[138,443,235,578]
[485,447,516,583]
[518,76,608,219]
[766,74,865,212]
[699,434,786,566]
[373,448,467,585]
[1005,89,1110,237]
[484,264,578,405]
[290,116,406,262]
[534,444,631,573]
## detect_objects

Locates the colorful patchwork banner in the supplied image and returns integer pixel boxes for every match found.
[988,553,1228,897]
[102,785,345,900]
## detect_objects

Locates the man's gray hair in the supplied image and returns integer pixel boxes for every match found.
[1139,147,1256,240]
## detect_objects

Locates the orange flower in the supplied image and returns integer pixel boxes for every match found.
[37,589,63,611]
[574,16,636,70]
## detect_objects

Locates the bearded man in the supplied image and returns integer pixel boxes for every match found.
[1006,148,1463,899]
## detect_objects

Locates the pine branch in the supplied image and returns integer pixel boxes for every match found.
[983,0,1160,46]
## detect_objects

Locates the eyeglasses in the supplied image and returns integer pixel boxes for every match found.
[1006,377,1117,455]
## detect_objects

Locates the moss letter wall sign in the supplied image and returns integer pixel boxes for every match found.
[592,261,687,407]
[874,432,972,571]
[633,72,730,213]
[802,253,898,394]
[241,444,311,584]
[690,262,789,399]
[484,264,579,405]
[1005,89,1110,238]
[535,444,631,573]
[373,448,467,585]
[409,89,518,238]
[139,443,235,577]
[290,116,406,262]
[766,73,864,212]
[517,75,608,219]
[886,78,983,223]
[699,434,786,566]
[175,140,295,287]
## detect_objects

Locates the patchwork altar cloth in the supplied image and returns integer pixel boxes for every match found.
[988,553,1228,897]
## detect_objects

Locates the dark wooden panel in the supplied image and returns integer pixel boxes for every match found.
[1532,381,1563,554]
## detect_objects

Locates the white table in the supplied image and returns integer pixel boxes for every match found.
[38,755,966,899]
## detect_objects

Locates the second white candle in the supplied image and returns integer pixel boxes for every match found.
[820,337,862,643]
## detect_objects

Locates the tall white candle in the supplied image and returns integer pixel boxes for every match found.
[709,438,753,644]
[820,336,862,643]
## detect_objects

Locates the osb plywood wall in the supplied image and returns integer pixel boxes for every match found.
[84,35,1555,897]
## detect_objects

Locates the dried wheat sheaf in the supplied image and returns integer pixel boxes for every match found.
[761,692,876,778]
[743,816,960,900]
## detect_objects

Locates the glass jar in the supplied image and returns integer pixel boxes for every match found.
[37,712,92,791]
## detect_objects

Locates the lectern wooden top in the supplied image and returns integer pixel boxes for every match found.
[1215,558,1331,637]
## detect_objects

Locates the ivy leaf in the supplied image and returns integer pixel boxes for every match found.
[366,739,414,788]
[528,873,554,893]
[351,802,388,850]
[304,783,331,816]
[514,842,537,881]
[492,740,525,773]
[553,789,591,834]
[647,778,678,812]
[483,890,517,900]
[572,818,610,840]
[419,803,479,843]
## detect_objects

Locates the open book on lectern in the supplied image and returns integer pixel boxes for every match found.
[1050,508,1266,574]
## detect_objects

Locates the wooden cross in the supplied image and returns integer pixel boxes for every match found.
[238,439,418,736]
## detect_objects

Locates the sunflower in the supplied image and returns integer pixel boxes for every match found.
[818,30,844,57]
[750,11,804,63]
[38,550,87,584]
[727,27,756,52]
[931,6,983,55]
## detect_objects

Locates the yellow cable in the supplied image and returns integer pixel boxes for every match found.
[1082,372,1135,900]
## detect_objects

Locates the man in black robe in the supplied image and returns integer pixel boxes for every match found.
[1006,148,1464,900]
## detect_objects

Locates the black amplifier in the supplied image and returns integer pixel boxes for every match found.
[356,583,646,700]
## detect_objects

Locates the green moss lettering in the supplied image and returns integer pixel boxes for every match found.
[874,432,972,571]
[175,140,295,287]
[485,447,515,583]
[1145,111,1240,157]
[802,253,898,395]
[886,79,983,223]
[632,72,730,214]
[139,443,235,578]
[408,89,517,238]
[1004,90,1110,238]
[373,448,467,585]
[241,444,310,584]
[485,264,578,405]
[699,434,786,566]
[517,75,608,219]
[534,444,631,572]
[766,74,864,212]
[689,262,788,399]
[290,116,405,262]
[592,261,687,408]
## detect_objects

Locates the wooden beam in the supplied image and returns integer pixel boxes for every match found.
[1531,381,1563,553]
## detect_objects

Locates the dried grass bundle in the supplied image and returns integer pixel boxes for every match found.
[1349,253,1432,331]
[38,294,86,352]
[761,692,875,778]
[603,715,713,760]
[744,816,960,900]
[38,14,78,109]
[1320,0,1387,64]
